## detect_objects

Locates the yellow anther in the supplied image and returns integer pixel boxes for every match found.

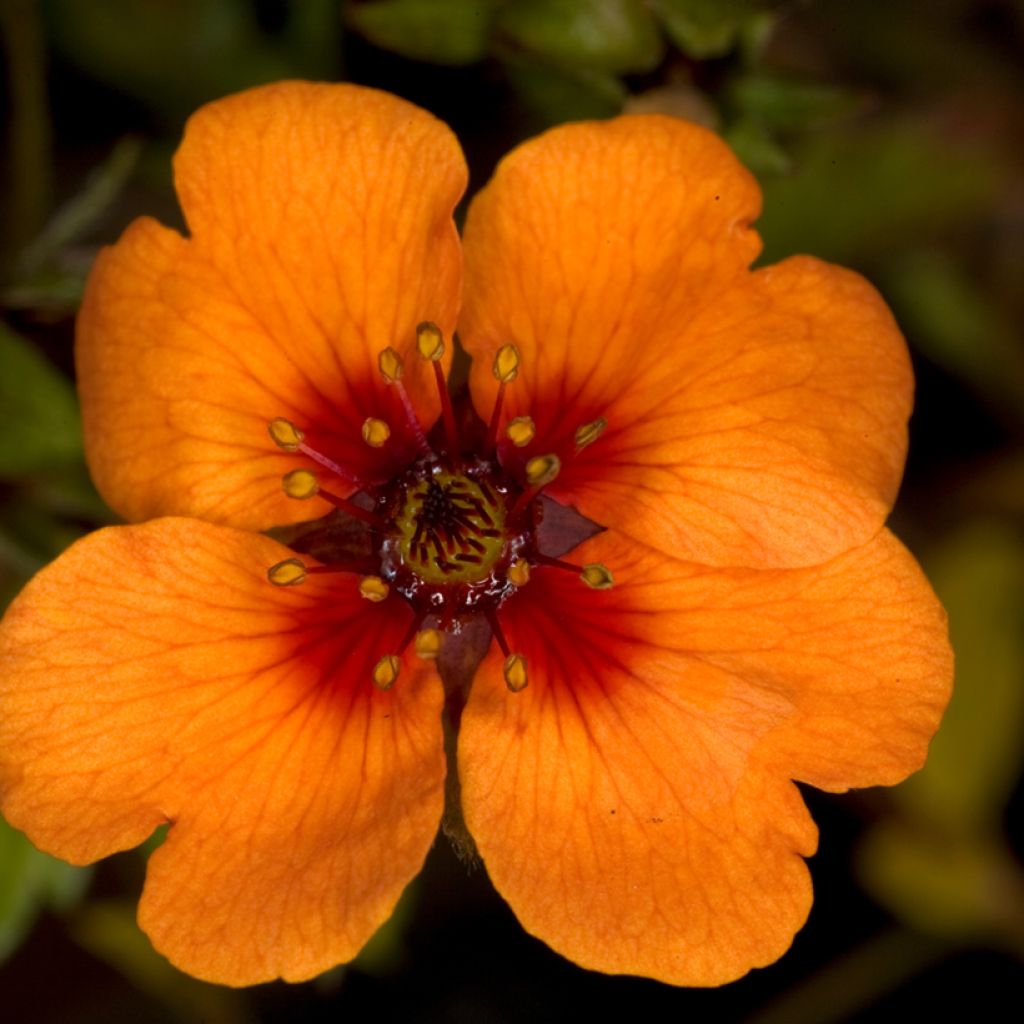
[268,417,305,452]
[372,655,400,690]
[362,417,391,448]
[504,653,528,693]
[378,346,404,384]
[505,416,536,448]
[282,468,319,500]
[574,417,607,450]
[358,576,390,603]
[580,563,614,590]
[416,321,445,361]
[525,453,561,487]
[493,344,520,384]
[414,628,443,660]
[507,559,531,587]
[268,558,306,587]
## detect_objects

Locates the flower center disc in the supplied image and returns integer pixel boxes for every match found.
[393,468,506,585]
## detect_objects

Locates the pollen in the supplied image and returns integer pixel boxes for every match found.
[507,558,531,586]
[358,576,390,602]
[574,417,607,451]
[505,416,535,447]
[282,469,319,500]
[362,417,391,448]
[525,454,560,487]
[372,655,400,690]
[268,558,306,587]
[378,346,404,384]
[493,344,520,384]
[416,321,445,361]
[503,653,528,693]
[580,563,614,590]
[268,417,305,452]
[414,628,443,659]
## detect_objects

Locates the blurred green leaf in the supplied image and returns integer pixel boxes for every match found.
[21,138,141,276]
[349,0,495,65]
[727,74,865,131]
[724,117,791,175]
[757,120,1003,266]
[859,824,1018,942]
[0,816,91,962]
[898,522,1024,834]
[883,251,1024,422]
[498,0,663,75]
[0,323,81,477]
[352,880,417,976]
[72,901,248,1023]
[502,54,626,127]
[44,0,292,121]
[652,0,760,58]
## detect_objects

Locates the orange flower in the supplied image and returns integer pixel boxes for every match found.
[0,82,952,987]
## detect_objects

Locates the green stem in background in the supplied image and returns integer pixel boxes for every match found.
[1,0,52,271]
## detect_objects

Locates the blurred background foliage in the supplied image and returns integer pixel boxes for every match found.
[1,0,1022,1020]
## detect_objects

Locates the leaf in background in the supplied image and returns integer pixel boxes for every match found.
[0,816,91,963]
[724,117,791,175]
[726,73,865,131]
[72,901,248,1024]
[497,0,663,75]
[883,251,1024,423]
[44,0,293,122]
[859,824,1021,943]
[502,54,626,128]
[651,0,761,59]
[897,522,1024,835]
[0,323,81,478]
[756,119,1003,266]
[348,0,496,65]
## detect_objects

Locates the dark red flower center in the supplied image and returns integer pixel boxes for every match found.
[265,322,610,693]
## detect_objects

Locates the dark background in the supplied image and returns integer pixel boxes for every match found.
[1,1,1023,1020]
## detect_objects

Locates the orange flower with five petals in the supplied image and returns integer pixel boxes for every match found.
[0,82,952,987]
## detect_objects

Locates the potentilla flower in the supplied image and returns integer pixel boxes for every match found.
[0,82,952,987]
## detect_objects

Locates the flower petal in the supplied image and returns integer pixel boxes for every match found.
[78,82,466,530]
[0,519,445,984]
[461,115,910,567]
[459,529,949,984]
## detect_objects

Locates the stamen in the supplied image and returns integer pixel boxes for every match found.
[493,344,520,384]
[486,343,521,451]
[503,654,528,693]
[282,469,320,500]
[268,558,306,587]
[574,417,607,451]
[415,321,444,361]
[485,608,510,656]
[362,417,391,448]
[416,322,459,457]
[372,655,400,691]
[507,558,531,587]
[358,576,390,603]
[414,627,443,660]
[269,417,305,451]
[505,416,535,448]
[534,554,615,590]
[508,454,561,521]
[281,468,386,529]
[379,346,432,457]
[580,563,615,590]
[525,454,560,486]
[268,417,361,484]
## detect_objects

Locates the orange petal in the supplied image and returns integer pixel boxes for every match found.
[77,82,466,530]
[461,115,910,567]
[0,519,444,984]
[459,529,950,984]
